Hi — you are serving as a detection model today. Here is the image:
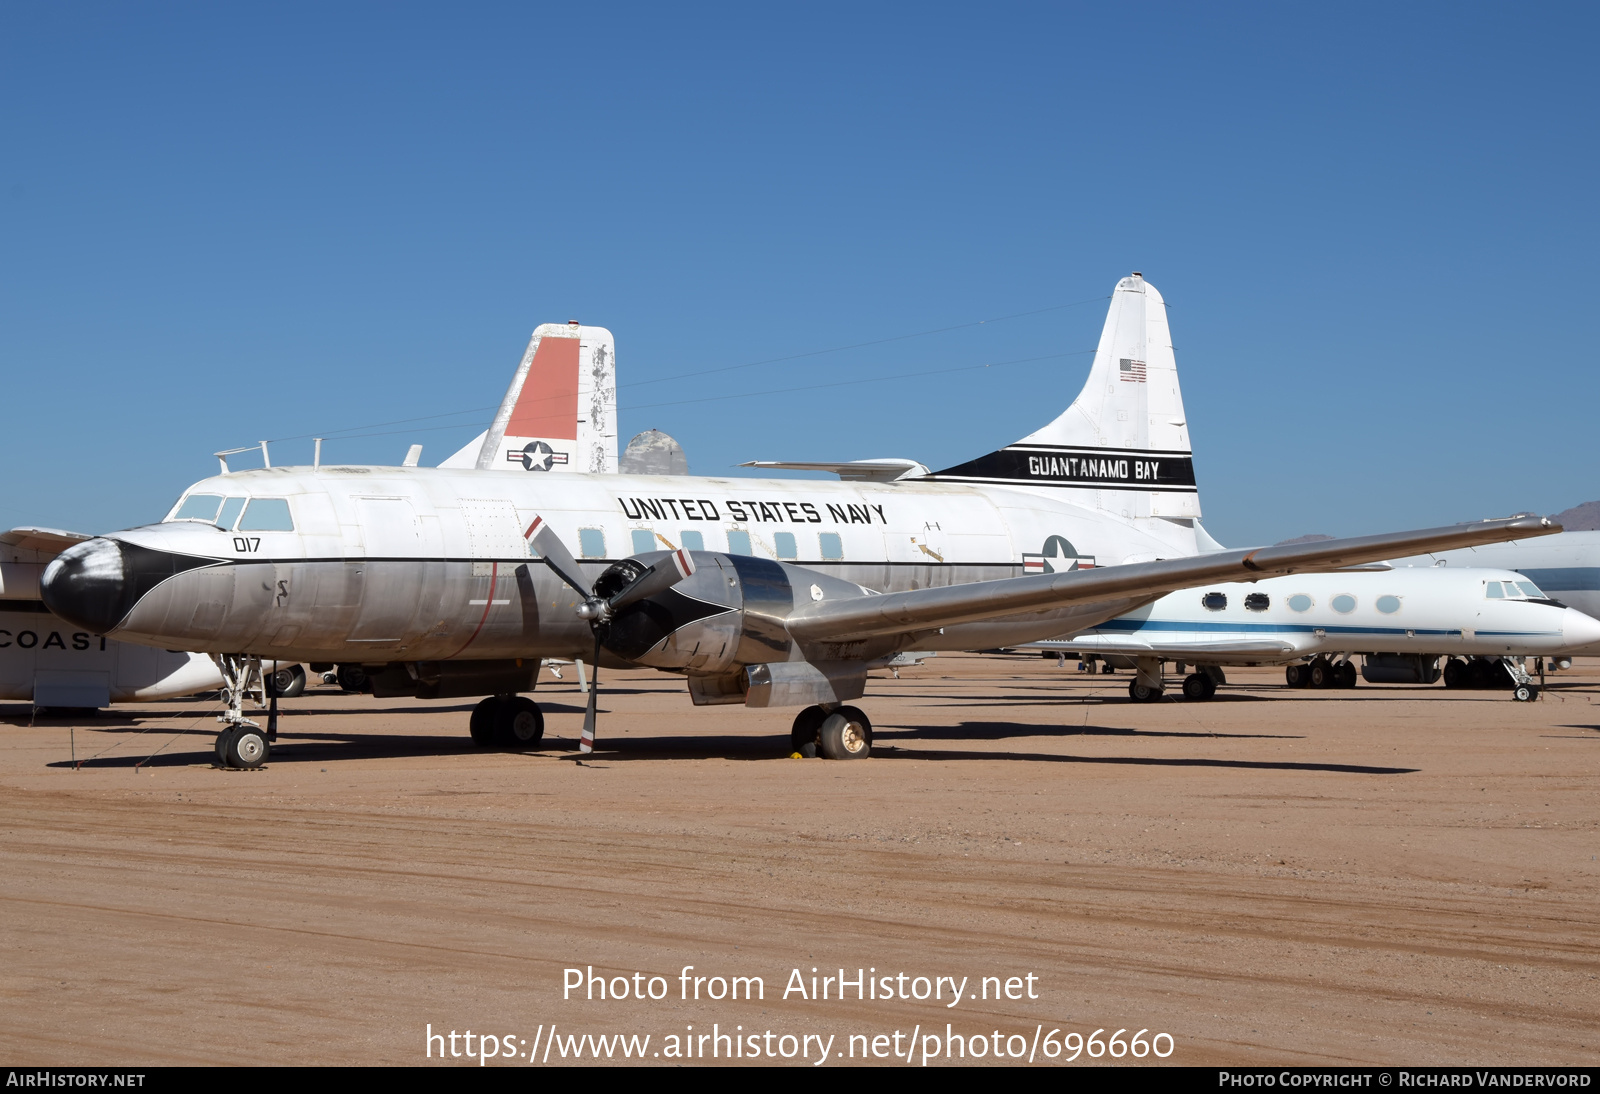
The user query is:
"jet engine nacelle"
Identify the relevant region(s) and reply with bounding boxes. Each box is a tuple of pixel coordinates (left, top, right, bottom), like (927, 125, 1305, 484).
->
(594, 552, 890, 698)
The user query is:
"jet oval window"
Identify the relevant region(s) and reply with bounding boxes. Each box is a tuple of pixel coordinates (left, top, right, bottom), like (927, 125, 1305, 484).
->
(1244, 593, 1270, 612)
(1375, 595, 1402, 614)
(1331, 594, 1357, 614)
(1287, 594, 1313, 612)
(1201, 592, 1227, 611)
(171, 493, 224, 522)
(237, 498, 294, 532)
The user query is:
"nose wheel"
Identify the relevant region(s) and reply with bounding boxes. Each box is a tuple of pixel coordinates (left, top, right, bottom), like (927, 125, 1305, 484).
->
(210, 653, 276, 768)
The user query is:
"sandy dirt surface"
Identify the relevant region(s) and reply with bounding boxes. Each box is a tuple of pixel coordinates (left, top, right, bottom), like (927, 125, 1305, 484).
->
(2, 655, 1597, 1067)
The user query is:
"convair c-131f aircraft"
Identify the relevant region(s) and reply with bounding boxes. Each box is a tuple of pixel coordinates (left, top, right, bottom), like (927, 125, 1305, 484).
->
(1022, 565, 1600, 702)
(40, 275, 1561, 767)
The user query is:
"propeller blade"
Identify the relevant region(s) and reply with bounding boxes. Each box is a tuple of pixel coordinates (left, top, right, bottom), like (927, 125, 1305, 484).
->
(525, 516, 593, 598)
(606, 547, 697, 613)
(579, 634, 600, 754)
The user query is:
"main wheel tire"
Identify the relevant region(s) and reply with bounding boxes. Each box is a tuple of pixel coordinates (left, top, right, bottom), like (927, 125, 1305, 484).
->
(818, 709, 872, 760)
(1128, 680, 1162, 702)
(335, 664, 368, 693)
(270, 664, 307, 698)
(1338, 661, 1357, 688)
(496, 696, 545, 747)
(1309, 660, 1332, 688)
(215, 728, 234, 764)
(1285, 664, 1306, 688)
(1512, 683, 1536, 702)
(226, 727, 269, 769)
(1443, 659, 1468, 688)
(1182, 673, 1213, 701)
(791, 705, 827, 758)
(469, 696, 502, 746)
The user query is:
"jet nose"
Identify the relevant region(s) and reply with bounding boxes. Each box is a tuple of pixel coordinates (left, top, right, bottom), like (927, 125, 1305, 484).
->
(41, 537, 131, 634)
(1561, 607, 1600, 650)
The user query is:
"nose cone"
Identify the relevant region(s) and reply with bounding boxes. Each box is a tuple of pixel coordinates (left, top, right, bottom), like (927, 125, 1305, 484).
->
(1561, 607, 1600, 650)
(42, 538, 132, 634)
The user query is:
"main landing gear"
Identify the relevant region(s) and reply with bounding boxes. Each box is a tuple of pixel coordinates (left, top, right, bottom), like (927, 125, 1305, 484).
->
(211, 654, 274, 769)
(469, 695, 546, 748)
(791, 704, 873, 759)
(1285, 657, 1357, 689)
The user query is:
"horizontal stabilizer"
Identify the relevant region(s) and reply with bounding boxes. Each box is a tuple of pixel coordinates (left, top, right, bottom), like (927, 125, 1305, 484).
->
(1, 527, 93, 556)
(739, 459, 930, 482)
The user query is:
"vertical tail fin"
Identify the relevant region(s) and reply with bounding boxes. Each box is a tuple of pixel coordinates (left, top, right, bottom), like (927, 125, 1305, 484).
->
(438, 323, 618, 472)
(925, 273, 1198, 519)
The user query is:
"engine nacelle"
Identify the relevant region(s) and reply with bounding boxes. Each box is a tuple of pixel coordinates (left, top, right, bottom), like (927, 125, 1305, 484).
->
(596, 551, 875, 677)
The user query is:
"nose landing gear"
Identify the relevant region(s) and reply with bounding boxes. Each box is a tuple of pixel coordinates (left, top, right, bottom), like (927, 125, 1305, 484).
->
(210, 654, 273, 769)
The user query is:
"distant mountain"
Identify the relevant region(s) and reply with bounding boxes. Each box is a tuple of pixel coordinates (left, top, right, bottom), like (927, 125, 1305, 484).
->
(1553, 501, 1600, 531)
(1274, 533, 1335, 546)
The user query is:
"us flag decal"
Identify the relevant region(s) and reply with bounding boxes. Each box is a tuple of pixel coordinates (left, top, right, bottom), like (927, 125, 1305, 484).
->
(1119, 358, 1147, 382)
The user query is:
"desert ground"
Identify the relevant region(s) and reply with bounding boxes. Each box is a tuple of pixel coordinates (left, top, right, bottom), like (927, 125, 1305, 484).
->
(2, 654, 1596, 1067)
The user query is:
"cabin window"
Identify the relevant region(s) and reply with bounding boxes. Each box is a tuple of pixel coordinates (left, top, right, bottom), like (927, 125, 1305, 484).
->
(1331, 594, 1357, 613)
(774, 532, 798, 560)
(726, 529, 752, 555)
(631, 529, 656, 555)
(578, 528, 607, 558)
(680, 530, 705, 551)
(1244, 593, 1269, 612)
(1201, 592, 1227, 611)
(1375, 595, 1401, 614)
(1485, 582, 1504, 598)
(1287, 594, 1313, 612)
(237, 498, 294, 532)
(819, 532, 843, 560)
(217, 497, 247, 531)
(171, 493, 223, 522)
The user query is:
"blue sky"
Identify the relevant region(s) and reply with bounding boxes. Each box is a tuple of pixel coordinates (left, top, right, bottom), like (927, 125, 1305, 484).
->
(2, 2, 1594, 546)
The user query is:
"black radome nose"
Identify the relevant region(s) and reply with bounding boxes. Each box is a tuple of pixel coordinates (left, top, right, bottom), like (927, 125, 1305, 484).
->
(41, 538, 131, 634)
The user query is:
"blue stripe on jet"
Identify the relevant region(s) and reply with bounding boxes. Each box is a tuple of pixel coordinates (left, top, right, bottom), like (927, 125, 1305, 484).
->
(1089, 619, 1556, 639)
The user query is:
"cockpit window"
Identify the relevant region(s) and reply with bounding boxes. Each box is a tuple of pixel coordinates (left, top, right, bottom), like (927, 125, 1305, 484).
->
(237, 498, 294, 532)
(171, 494, 224, 522)
(1515, 581, 1544, 599)
(1485, 581, 1505, 598)
(217, 497, 247, 531)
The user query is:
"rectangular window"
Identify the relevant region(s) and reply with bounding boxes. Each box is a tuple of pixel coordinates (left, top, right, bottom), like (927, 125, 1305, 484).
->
(631, 529, 657, 555)
(237, 498, 294, 532)
(1485, 582, 1504, 598)
(217, 497, 247, 530)
(774, 531, 797, 559)
(579, 528, 607, 558)
(680, 530, 704, 551)
(726, 529, 752, 555)
(171, 494, 223, 522)
(818, 532, 843, 560)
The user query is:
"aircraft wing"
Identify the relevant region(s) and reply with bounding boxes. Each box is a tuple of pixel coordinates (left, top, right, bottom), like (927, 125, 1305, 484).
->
(1023, 636, 1300, 659)
(1, 527, 94, 557)
(786, 515, 1560, 644)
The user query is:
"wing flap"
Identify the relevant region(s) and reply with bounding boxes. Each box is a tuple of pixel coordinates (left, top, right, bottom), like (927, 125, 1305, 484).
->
(1024, 636, 1298, 659)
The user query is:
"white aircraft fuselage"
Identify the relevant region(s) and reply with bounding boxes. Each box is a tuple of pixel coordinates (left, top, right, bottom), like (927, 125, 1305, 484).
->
(1027, 567, 1600, 665)
(53, 463, 1201, 668)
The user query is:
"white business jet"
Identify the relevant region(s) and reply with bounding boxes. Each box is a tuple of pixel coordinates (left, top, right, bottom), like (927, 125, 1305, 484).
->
(1022, 565, 1600, 702)
(38, 275, 1560, 767)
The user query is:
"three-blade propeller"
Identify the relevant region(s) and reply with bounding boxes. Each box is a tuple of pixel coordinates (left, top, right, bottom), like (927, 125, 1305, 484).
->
(523, 516, 697, 753)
